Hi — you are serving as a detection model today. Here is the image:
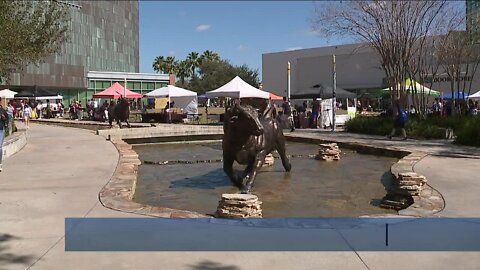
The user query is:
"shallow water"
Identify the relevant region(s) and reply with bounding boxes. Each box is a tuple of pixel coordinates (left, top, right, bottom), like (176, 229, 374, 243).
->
(133, 142, 397, 217)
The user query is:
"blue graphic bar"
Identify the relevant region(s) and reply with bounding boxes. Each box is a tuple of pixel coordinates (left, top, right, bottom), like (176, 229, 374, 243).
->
(65, 218, 480, 251)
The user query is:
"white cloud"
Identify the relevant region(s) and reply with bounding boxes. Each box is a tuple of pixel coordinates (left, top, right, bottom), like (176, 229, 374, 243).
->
(196, 24, 211, 32)
(168, 50, 176, 56)
(287, 47, 303, 51)
(237, 44, 248, 51)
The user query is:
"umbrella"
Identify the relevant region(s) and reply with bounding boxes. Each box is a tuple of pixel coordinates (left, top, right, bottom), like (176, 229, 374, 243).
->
(0, 89, 18, 99)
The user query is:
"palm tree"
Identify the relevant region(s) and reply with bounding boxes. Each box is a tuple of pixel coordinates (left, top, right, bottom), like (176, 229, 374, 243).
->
(177, 60, 192, 86)
(186, 51, 200, 79)
(164, 56, 178, 75)
(152, 56, 165, 74)
(201, 50, 220, 63)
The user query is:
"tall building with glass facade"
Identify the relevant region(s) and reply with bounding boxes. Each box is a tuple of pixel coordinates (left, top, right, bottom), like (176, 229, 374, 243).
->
(467, 0, 480, 44)
(1, 0, 168, 105)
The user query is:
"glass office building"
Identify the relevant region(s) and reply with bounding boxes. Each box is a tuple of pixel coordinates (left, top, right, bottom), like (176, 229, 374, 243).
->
(1, 1, 169, 105)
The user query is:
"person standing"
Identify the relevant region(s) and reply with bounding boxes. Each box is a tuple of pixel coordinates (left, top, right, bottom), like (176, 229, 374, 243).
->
(0, 101, 9, 172)
(388, 100, 408, 140)
(311, 97, 320, 128)
(6, 102, 14, 136)
(281, 97, 294, 132)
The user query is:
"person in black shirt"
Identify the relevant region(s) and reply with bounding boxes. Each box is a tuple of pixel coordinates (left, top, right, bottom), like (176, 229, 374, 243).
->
(281, 97, 294, 132)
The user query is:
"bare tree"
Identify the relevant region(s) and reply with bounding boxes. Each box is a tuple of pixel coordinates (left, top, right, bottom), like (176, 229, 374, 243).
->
(312, 1, 454, 111)
(437, 30, 480, 115)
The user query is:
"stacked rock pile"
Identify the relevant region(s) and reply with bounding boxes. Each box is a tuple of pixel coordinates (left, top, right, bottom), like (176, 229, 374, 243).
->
(215, 193, 262, 218)
(315, 143, 341, 161)
(262, 153, 275, 167)
(380, 172, 427, 210)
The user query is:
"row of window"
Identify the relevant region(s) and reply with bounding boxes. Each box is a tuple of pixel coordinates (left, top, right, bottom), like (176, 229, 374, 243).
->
(88, 80, 168, 91)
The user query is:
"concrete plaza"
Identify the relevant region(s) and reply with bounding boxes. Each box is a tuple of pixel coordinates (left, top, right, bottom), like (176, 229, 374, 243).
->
(1, 124, 479, 270)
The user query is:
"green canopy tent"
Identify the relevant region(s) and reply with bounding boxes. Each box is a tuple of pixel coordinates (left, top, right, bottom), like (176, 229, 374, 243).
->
(381, 79, 441, 97)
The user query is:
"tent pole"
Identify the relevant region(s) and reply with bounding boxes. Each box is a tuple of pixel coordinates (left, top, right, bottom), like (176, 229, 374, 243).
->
(332, 55, 336, 132)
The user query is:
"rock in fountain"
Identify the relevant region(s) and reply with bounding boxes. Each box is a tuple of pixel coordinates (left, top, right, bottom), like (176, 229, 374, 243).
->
(262, 153, 275, 167)
(316, 143, 341, 161)
(215, 194, 262, 218)
(380, 172, 427, 210)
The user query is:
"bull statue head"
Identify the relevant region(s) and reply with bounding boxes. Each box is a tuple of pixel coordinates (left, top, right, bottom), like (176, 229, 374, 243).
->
(225, 103, 264, 136)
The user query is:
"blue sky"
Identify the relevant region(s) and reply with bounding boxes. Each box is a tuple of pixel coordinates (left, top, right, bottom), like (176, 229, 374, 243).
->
(139, 1, 350, 78)
(139, 1, 466, 80)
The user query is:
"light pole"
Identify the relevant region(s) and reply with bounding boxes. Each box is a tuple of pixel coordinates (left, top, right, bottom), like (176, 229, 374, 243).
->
(332, 55, 336, 131)
(287, 61, 291, 101)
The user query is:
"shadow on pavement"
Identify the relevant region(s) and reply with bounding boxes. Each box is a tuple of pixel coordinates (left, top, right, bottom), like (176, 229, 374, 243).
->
(0, 233, 35, 267)
(188, 260, 240, 270)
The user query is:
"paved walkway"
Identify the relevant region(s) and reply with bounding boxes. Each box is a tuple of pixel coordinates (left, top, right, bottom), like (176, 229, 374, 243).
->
(0, 124, 479, 270)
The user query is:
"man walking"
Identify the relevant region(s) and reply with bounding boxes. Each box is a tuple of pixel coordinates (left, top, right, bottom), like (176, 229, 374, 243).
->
(281, 97, 295, 132)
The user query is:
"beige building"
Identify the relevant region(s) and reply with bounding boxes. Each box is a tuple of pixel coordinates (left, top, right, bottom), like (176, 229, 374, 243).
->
(262, 42, 480, 100)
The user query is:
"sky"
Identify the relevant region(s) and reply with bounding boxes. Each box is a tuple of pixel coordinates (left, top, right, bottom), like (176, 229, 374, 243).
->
(139, 1, 466, 80)
(139, 1, 352, 79)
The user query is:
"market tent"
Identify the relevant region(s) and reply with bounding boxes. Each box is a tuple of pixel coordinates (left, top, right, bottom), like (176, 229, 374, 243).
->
(92, 82, 143, 99)
(34, 95, 63, 101)
(442, 91, 469, 100)
(269, 92, 284, 101)
(15, 85, 58, 98)
(0, 89, 18, 99)
(204, 76, 270, 99)
(144, 85, 198, 114)
(469, 90, 480, 99)
(293, 83, 355, 99)
(382, 79, 441, 97)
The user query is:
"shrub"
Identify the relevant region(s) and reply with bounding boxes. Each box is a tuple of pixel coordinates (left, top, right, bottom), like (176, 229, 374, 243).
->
(455, 117, 480, 147)
(345, 115, 476, 140)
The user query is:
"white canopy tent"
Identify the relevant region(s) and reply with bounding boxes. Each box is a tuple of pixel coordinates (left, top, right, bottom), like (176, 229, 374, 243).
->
(469, 90, 480, 99)
(204, 76, 270, 99)
(34, 95, 63, 101)
(144, 85, 198, 115)
(0, 89, 18, 99)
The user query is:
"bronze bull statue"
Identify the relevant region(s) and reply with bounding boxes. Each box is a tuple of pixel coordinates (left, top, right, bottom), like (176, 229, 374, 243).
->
(223, 102, 291, 193)
(108, 98, 131, 128)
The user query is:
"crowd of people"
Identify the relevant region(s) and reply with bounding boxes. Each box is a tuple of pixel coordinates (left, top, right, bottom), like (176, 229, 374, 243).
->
(424, 98, 480, 117)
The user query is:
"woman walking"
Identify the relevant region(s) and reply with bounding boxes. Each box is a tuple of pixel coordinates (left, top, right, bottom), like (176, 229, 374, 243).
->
(23, 104, 32, 129)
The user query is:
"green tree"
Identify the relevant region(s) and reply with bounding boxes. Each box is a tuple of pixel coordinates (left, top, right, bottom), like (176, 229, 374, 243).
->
(176, 60, 192, 87)
(186, 51, 200, 79)
(152, 56, 165, 73)
(0, 0, 70, 82)
(200, 50, 220, 63)
(164, 56, 178, 74)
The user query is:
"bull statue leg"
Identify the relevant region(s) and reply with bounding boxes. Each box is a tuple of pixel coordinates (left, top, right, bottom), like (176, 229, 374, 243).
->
(223, 156, 243, 188)
(276, 142, 291, 172)
(125, 119, 131, 128)
(241, 150, 268, 194)
(117, 119, 122, 129)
